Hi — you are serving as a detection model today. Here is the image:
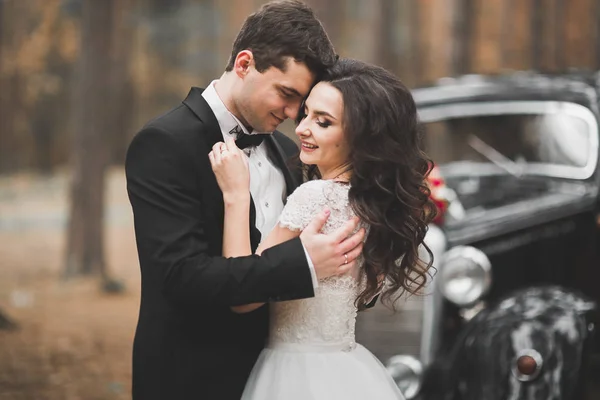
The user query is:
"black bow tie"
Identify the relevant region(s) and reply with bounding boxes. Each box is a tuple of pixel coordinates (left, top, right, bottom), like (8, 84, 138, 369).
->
(230, 125, 269, 150)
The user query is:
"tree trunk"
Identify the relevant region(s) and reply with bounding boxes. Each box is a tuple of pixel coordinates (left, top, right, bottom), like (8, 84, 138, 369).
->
(0, 0, 23, 173)
(0, 1, 5, 172)
(305, 0, 344, 46)
(0, 308, 18, 331)
(65, 0, 114, 280)
(376, 0, 396, 72)
(108, 0, 136, 164)
(449, 0, 474, 76)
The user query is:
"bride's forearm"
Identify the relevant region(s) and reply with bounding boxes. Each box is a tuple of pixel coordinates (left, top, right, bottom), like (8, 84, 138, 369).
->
(222, 193, 252, 257)
(224, 196, 300, 314)
(222, 194, 265, 313)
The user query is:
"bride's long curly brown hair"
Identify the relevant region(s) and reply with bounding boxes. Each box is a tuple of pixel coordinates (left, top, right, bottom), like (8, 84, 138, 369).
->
(304, 59, 437, 309)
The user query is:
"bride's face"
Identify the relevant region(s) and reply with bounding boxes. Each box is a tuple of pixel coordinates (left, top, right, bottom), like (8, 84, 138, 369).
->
(295, 82, 350, 179)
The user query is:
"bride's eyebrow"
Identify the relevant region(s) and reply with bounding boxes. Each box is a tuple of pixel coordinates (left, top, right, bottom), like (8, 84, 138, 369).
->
(303, 104, 337, 120)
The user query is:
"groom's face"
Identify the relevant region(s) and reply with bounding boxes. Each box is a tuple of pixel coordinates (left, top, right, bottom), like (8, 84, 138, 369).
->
(235, 56, 314, 133)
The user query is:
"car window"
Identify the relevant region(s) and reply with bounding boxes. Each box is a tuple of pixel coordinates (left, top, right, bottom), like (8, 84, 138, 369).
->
(419, 101, 598, 180)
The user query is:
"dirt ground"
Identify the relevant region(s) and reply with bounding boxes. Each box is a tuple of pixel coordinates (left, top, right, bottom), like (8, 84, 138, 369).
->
(3, 168, 597, 400)
(0, 168, 139, 400)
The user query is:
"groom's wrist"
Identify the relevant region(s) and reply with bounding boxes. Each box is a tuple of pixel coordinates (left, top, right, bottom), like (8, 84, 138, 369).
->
(301, 243, 319, 289)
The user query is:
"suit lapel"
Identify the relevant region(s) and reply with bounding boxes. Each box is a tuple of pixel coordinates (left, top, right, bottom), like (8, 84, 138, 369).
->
(182, 87, 261, 252)
(183, 87, 222, 149)
(265, 135, 300, 196)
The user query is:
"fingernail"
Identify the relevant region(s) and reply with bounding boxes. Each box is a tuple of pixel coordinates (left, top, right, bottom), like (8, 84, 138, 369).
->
(324, 208, 330, 215)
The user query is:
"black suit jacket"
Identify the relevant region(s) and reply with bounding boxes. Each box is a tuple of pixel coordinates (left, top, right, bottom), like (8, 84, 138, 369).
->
(125, 87, 313, 400)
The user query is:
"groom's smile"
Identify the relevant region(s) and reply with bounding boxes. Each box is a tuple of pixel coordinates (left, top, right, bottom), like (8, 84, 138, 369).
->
(271, 113, 285, 125)
(235, 55, 315, 133)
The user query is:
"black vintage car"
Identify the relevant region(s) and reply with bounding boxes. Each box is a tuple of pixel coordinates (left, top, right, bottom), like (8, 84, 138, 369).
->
(357, 72, 600, 400)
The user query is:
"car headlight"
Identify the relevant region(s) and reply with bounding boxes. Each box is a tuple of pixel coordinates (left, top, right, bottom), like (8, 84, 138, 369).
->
(385, 355, 422, 399)
(438, 246, 491, 306)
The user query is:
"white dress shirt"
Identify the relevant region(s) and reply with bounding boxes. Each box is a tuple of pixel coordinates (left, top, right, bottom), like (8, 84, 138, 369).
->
(202, 81, 318, 288)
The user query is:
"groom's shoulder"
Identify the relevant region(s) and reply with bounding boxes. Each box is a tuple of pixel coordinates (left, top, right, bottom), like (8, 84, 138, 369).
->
(140, 86, 213, 135)
(128, 103, 202, 157)
(133, 100, 206, 149)
(141, 103, 198, 133)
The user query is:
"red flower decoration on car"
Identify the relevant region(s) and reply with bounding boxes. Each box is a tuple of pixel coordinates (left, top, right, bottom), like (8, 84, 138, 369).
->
(427, 166, 449, 225)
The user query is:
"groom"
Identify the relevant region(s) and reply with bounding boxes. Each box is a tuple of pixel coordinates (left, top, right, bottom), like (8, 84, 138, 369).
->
(125, 1, 365, 399)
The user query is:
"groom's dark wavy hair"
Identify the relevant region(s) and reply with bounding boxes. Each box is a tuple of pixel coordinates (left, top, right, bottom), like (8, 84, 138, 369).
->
(224, 1, 337, 79)
(304, 59, 437, 309)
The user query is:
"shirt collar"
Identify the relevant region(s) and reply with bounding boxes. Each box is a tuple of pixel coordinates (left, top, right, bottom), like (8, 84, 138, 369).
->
(201, 80, 257, 138)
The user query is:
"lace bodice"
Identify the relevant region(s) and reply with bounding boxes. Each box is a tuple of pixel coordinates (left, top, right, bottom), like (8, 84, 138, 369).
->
(269, 180, 364, 351)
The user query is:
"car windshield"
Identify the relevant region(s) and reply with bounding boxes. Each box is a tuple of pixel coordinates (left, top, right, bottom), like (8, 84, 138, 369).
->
(419, 101, 598, 180)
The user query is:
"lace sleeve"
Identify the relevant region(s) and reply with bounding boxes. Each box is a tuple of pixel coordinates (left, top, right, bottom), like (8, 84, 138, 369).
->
(278, 180, 329, 232)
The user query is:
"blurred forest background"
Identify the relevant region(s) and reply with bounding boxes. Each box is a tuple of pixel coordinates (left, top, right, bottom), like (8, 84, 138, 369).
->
(2, 0, 600, 174)
(0, 0, 599, 399)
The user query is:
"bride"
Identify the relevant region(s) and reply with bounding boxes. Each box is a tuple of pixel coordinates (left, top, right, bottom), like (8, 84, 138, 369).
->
(208, 58, 436, 400)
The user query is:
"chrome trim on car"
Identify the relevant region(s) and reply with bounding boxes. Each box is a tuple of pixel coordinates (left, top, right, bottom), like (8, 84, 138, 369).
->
(419, 224, 447, 366)
(438, 246, 492, 307)
(386, 355, 423, 399)
(418, 101, 599, 180)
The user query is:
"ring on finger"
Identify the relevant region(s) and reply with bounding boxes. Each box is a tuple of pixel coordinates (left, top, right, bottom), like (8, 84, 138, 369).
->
(343, 253, 348, 265)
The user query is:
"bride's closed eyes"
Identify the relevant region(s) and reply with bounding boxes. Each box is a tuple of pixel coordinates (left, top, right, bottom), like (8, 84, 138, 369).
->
(300, 106, 335, 128)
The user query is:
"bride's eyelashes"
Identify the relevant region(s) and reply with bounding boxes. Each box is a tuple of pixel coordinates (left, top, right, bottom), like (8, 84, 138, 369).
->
(316, 119, 331, 128)
(298, 108, 331, 128)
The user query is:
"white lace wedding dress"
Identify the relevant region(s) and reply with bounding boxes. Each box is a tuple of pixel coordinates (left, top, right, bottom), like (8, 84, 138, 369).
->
(241, 180, 405, 400)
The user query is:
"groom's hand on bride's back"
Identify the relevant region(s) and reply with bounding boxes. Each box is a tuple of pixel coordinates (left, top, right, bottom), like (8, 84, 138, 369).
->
(300, 209, 365, 280)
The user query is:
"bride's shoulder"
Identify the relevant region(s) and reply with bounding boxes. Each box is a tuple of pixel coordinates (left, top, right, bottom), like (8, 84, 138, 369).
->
(286, 180, 350, 212)
(289, 179, 328, 197)
(298, 179, 330, 189)
(279, 180, 330, 230)
(284, 180, 332, 208)
(280, 180, 350, 230)
(296, 179, 329, 190)
(289, 179, 345, 200)
(296, 178, 346, 191)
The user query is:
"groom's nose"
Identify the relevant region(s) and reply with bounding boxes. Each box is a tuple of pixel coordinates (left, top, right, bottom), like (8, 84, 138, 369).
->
(284, 105, 299, 121)
(284, 98, 303, 120)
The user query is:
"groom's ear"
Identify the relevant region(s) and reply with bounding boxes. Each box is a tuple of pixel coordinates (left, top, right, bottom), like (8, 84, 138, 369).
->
(234, 50, 254, 78)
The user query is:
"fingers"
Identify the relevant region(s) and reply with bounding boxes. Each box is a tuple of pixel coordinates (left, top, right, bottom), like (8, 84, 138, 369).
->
(337, 227, 365, 255)
(332, 216, 360, 242)
(227, 138, 247, 167)
(337, 259, 356, 275)
(212, 142, 224, 154)
(343, 240, 363, 265)
(211, 141, 241, 167)
(211, 142, 225, 164)
(334, 241, 363, 275)
(303, 208, 330, 234)
(225, 137, 240, 153)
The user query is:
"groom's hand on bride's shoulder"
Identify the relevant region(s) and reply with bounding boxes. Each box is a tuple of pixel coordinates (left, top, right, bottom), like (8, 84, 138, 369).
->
(300, 209, 365, 280)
